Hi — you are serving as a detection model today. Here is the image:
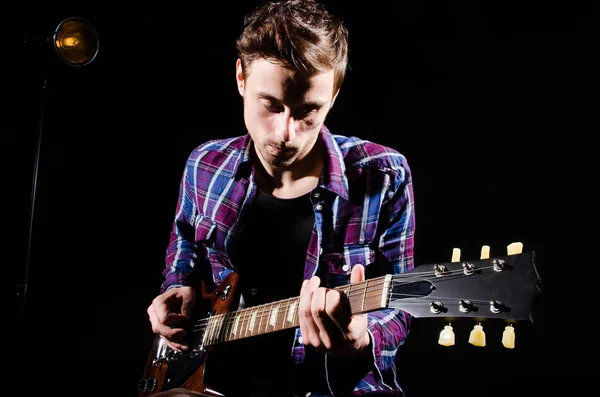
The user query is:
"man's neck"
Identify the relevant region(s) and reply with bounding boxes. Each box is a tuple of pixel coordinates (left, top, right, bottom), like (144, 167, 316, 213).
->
(254, 144, 323, 199)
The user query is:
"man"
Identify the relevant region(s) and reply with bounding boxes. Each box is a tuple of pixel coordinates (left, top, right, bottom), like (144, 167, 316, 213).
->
(146, 0, 415, 395)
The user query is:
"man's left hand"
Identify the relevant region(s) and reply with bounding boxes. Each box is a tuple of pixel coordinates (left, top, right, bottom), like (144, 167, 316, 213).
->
(298, 264, 371, 357)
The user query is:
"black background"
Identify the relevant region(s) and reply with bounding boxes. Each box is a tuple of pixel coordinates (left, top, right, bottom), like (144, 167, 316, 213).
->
(3, 1, 593, 395)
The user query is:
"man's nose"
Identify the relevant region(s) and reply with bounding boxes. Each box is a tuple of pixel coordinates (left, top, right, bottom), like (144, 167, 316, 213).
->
(276, 111, 297, 142)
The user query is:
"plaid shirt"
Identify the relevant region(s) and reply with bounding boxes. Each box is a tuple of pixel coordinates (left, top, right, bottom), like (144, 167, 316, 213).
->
(161, 125, 415, 395)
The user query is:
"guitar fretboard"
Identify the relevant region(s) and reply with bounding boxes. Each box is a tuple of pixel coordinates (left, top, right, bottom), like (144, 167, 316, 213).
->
(201, 276, 391, 346)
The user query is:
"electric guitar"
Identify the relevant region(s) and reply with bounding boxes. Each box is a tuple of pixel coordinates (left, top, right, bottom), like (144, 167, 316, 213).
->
(138, 243, 542, 396)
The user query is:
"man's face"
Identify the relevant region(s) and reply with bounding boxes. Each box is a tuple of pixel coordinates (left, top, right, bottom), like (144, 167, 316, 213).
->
(236, 58, 338, 169)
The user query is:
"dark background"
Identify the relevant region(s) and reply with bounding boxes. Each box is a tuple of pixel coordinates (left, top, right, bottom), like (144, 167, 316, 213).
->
(3, 0, 593, 395)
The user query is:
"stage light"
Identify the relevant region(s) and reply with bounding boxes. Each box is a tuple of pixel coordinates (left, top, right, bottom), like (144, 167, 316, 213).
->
(53, 17, 99, 66)
(19, 16, 99, 320)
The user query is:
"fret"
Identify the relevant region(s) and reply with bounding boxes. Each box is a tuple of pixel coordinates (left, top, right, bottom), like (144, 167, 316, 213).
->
(215, 314, 225, 344)
(361, 280, 368, 312)
(248, 308, 258, 336)
(261, 302, 272, 334)
(205, 317, 215, 345)
(256, 307, 263, 335)
(222, 312, 231, 342)
(269, 303, 280, 331)
(288, 299, 299, 327)
(231, 312, 241, 340)
(198, 275, 392, 346)
(239, 308, 248, 338)
(212, 315, 219, 345)
(228, 312, 236, 341)
(245, 308, 253, 337)
(267, 302, 274, 333)
(281, 299, 290, 331)
(347, 283, 353, 310)
(210, 315, 220, 345)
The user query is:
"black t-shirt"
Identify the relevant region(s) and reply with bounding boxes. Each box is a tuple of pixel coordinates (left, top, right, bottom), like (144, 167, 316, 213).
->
(207, 189, 315, 394)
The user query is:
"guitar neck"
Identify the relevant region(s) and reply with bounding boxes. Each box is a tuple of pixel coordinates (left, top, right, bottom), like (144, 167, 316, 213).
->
(202, 275, 390, 346)
(200, 251, 540, 347)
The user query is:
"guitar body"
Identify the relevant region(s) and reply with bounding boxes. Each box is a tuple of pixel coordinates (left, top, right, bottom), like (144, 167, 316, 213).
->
(138, 271, 242, 396)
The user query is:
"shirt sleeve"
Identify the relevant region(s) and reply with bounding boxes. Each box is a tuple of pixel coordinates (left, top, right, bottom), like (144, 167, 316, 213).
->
(368, 156, 415, 370)
(326, 157, 416, 393)
(160, 160, 211, 293)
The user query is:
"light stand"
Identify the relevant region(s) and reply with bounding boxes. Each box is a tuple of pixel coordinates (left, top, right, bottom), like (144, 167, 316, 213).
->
(18, 16, 99, 319)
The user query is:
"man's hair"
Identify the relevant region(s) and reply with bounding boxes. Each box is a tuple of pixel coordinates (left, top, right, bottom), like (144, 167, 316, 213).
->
(236, 0, 349, 94)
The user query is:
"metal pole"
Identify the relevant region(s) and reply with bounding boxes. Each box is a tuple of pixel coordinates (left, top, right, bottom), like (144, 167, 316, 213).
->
(19, 78, 49, 320)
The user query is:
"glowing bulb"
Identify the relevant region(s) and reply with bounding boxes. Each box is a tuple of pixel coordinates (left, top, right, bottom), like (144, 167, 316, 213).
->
(61, 36, 79, 47)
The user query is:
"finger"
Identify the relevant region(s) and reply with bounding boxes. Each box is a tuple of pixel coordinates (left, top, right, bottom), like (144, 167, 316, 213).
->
(350, 263, 365, 284)
(149, 305, 187, 337)
(152, 293, 172, 324)
(298, 279, 310, 346)
(299, 277, 320, 347)
(325, 288, 350, 331)
(160, 335, 189, 352)
(311, 287, 343, 350)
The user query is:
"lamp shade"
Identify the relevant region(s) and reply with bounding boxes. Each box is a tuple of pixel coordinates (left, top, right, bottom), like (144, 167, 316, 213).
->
(53, 17, 99, 66)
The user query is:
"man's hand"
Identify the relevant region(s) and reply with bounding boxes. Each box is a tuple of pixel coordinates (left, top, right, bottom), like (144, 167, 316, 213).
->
(298, 264, 371, 357)
(147, 286, 195, 352)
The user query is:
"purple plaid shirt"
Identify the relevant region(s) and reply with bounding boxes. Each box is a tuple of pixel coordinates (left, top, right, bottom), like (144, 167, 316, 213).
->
(161, 125, 415, 395)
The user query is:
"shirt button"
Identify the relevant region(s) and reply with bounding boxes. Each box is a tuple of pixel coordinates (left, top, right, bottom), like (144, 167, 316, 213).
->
(315, 204, 323, 211)
(342, 264, 350, 271)
(298, 336, 303, 344)
(313, 192, 320, 198)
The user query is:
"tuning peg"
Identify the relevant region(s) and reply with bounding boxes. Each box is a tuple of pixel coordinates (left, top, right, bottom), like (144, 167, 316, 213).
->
(502, 324, 516, 349)
(480, 245, 490, 259)
(438, 323, 455, 346)
(507, 242, 523, 255)
(451, 248, 461, 262)
(468, 323, 486, 347)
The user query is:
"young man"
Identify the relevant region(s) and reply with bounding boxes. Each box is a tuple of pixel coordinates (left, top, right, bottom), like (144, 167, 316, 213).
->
(146, 0, 415, 395)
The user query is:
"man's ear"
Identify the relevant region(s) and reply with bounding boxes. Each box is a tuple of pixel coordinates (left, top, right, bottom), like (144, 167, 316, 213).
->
(236, 58, 245, 96)
(330, 88, 340, 108)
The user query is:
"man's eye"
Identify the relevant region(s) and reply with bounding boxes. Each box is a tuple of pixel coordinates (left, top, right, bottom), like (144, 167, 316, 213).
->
(265, 104, 284, 113)
(294, 107, 317, 118)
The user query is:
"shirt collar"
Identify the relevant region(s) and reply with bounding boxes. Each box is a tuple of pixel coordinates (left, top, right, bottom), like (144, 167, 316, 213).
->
(231, 125, 350, 201)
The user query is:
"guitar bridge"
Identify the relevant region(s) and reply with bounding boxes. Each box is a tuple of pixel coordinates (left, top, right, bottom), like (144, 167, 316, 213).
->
(152, 336, 182, 367)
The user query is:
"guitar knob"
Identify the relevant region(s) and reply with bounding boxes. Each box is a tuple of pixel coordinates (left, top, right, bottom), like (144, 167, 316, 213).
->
(493, 258, 506, 272)
(459, 299, 474, 312)
(430, 301, 445, 314)
(490, 300, 506, 313)
(462, 262, 476, 275)
(434, 264, 447, 277)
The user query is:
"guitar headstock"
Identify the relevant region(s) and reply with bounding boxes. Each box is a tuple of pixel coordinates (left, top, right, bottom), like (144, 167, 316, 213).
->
(389, 242, 541, 323)
(389, 242, 541, 348)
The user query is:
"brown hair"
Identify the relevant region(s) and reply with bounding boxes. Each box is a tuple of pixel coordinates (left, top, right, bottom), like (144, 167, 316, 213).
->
(236, 0, 349, 94)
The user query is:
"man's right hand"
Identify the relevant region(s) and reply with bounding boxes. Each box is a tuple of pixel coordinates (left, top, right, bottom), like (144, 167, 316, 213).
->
(147, 286, 196, 352)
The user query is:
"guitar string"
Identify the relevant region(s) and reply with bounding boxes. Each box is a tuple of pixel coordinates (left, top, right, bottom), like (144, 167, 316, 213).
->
(192, 264, 500, 341)
(192, 264, 498, 333)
